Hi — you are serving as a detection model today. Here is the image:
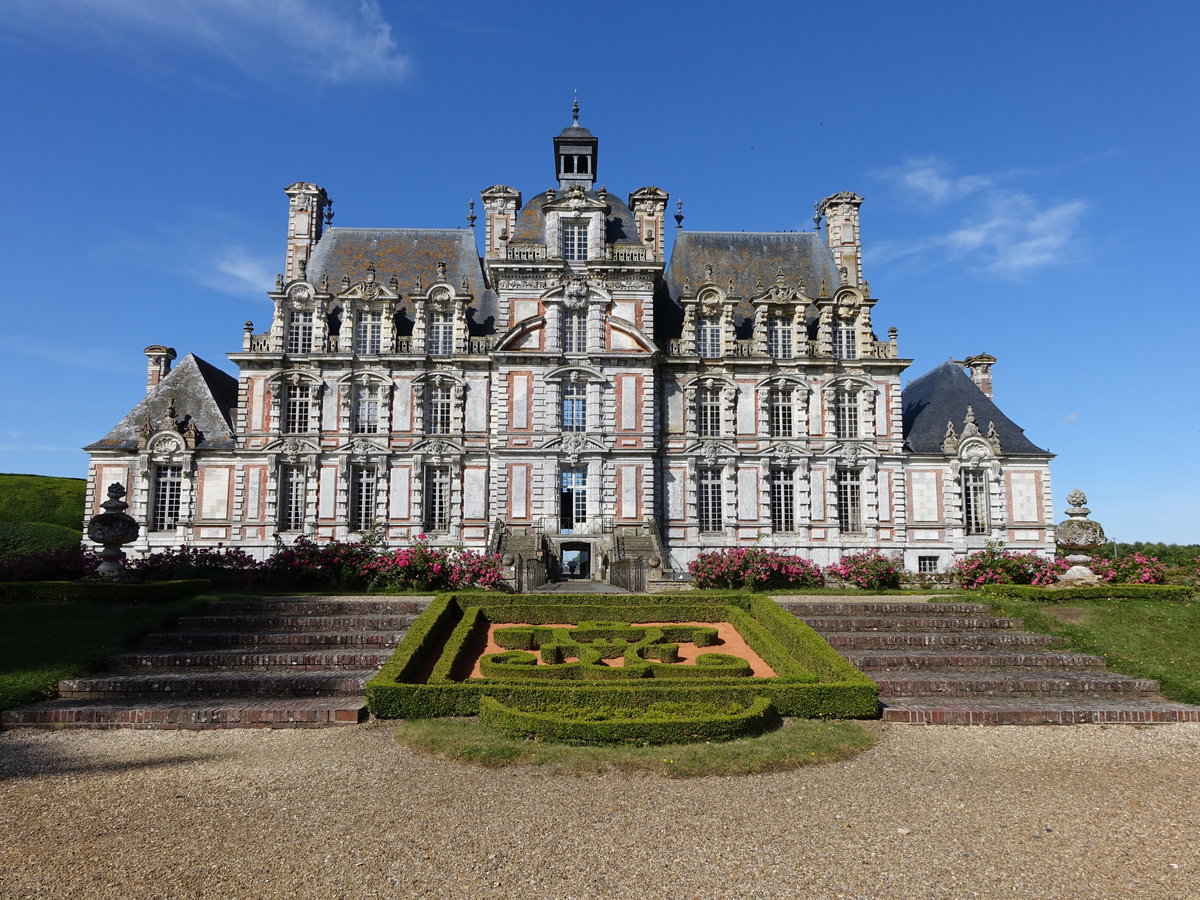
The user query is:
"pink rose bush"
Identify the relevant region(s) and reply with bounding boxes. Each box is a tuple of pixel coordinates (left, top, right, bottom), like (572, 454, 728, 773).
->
(950, 544, 1065, 589)
(825, 549, 902, 590)
(689, 547, 823, 590)
(363, 534, 503, 591)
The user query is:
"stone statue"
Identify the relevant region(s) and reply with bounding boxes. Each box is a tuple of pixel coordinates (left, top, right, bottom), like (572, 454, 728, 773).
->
(1054, 490, 1106, 586)
(86, 483, 140, 579)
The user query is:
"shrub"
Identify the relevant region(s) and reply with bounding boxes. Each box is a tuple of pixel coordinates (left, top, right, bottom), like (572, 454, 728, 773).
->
(0, 545, 100, 581)
(259, 535, 380, 589)
(950, 542, 1065, 589)
(688, 547, 824, 590)
(364, 535, 502, 591)
(0, 579, 211, 603)
(0, 522, 83, 560)
(1084, 553, 1167, 585)
(127, 545, 263, 587)
(978, 584, 1194, 602)
(825, 549, 902, 590)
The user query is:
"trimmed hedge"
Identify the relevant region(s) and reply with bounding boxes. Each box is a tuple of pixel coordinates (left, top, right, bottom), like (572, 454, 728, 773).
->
(365, 592, 879, 722)
(978, 584, 1196, 603)
(479, 694, 780, 745)
(0, 579, 212, 604)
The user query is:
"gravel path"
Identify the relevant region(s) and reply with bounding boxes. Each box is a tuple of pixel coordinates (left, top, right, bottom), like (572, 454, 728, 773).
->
(2, 722, 1198, 899)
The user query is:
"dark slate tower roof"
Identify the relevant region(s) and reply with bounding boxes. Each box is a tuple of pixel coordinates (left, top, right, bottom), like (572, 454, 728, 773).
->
(902, 362, 1051, 456)
(306, 227, 499, 333)
(510, 190, 643, 246)
(86, 354, 239, 451)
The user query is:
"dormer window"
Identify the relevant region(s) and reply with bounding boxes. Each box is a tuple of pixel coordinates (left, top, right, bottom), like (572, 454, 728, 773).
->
(696, 315, 722, 358)
(963, 470, 990, 534)
(562, 221, 588, 261)
(833, 321, 857, 359)
(768, 314, 794, 359)
(286, 311, 313, 354)
(429, 310, 454, 356)
(355, 312, 381, 354)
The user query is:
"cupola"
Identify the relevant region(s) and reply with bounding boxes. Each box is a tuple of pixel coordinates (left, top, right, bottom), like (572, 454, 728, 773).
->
(553, 100, 598, 190)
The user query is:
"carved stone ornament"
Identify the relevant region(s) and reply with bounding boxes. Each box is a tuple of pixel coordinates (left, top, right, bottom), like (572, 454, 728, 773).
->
(563, 279, 589, 310)
(288, 283, 313, 303)
(1066, 489, 1088, 512)
(151, 435, 182, 456)
(961, 405, 981, 438)
(429, 285, 453, 309)
(700, 440, 721, 465)
(86, 483, 140, 579)
(1055, 518, 1106, 552)
(942, 420, 960, 454)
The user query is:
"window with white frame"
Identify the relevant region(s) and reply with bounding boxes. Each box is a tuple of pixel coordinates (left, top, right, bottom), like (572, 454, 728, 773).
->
(696, 315, 722, 358)
(963, 469, 989, 534)
(697, 387, 722, 437)
(832, 320, 857, 359)
(355, 311, 382, 354)
(767, 314, 794, 359)
(426, 384, 452, 435)
(561, 382, 586, 432)
(283, 384, 311, 434)
(424, 465, 451, 532)
(151, 465, 183, 531)
(917, 555, 939, 574)
(561, 221, 588, 261)
(837, 468, 862, 533)
(769, 386, 794, 438)
(353, 384, 381, 434)
(278, 465, 305, 531)
(770, 467, 796, 532)
(834, 389, 859, 439)
(562, 308, 587, 353)
(697, 467, 724, 532)
(349, 465, 376, 532)
(286, 311, 313, 354)
(428, 310, 454, 356)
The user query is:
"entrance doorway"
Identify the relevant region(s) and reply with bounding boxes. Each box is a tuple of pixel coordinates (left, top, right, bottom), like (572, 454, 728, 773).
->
(560, 466, 587, 533)
(560, 541, 591, 580)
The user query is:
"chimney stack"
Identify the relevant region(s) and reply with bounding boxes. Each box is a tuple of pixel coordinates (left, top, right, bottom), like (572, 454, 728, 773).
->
(144, 345, 177, 394)
(963, 353, 996, 399)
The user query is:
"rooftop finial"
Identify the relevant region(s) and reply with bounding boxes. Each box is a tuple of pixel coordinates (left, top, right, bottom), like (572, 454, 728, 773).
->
(572, 92, 579, 125)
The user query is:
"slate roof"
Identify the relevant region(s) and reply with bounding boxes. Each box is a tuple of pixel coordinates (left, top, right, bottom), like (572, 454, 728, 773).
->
(902, 362, 1051, 457)
(306, 228, 499, 335)
(510, 190, 643, 246)
(657, 231, 842, 341)
(86, 354, 239, 451)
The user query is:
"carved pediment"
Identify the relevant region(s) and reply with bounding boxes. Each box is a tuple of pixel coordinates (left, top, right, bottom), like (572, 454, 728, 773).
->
(265, 437, 321, 463)
(684, 439, 739, 464)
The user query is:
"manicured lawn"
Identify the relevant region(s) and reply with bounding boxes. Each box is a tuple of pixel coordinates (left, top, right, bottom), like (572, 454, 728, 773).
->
(0, 595, 209, 712)
(393, 716, 876, 777)
(977, 596, 1200, 705)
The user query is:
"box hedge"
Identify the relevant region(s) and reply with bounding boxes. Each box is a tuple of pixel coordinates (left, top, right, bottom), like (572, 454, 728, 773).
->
(0, 579, 212, 604)
(978, 584, 1196, 603)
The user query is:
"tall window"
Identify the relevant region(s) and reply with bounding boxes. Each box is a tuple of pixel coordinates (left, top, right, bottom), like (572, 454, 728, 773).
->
(349, 465, 376, 532)
(424, 466, 451, 532)
(769, 387, 794, 438)
(767, 314, 794, 359)
(561, 382, 586, 432)
(696, 315, 722, 358)
(770, 467, 796, 532)
(355, 311, 382, 354)
(559, 466, 587, 532)
(837, 468, 862, 533)
(278, 466, 305, 532)
(834, 390, 859, 439)
(697, 467, 724, 533)
(562, 222, 588, 261)
(832, 321, 857, 359)
(283, 384, 311, 434)
(562, 308, 587, 353)
(963, 470, 989, 534)
(697, 387, 722, 437)
(286, 311, 313, 354)
(426, 385, 452, 435)
(151, 465, 182, 532)
(428, 311, 453, 356)
(354, 384, 380, 434)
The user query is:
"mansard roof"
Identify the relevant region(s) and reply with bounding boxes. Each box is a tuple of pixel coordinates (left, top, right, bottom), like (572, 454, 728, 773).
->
(306, 227, 499, 334)
(86, 354, 239, 451)
(510, 189, 642, 245)
(902, 361, 1051, 457)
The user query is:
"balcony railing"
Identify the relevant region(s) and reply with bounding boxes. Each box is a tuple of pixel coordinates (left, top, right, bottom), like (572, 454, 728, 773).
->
(504, 243, 549, 261)
(534, 515, 614, 536)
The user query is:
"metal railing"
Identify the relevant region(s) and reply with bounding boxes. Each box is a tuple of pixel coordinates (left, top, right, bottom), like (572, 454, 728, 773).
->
(534, 516, 614, 535)
(610, 556, 646, 592)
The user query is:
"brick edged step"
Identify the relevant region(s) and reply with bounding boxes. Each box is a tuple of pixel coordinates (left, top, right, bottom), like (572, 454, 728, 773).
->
(2, 596, 427, 730)
(786, 599, 1200, 726)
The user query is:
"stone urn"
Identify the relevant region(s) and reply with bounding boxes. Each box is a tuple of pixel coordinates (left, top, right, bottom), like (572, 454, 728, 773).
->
(1053, 489, 1106, 586)
(86, 483, 140, 579)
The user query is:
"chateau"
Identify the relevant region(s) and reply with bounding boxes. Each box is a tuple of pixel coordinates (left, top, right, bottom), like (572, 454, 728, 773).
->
(85, 110, 1055, 587)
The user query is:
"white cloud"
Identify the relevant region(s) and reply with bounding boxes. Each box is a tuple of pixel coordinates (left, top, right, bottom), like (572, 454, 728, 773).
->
(870, 159, 1087, 278)
(1063, 412, 1080, 423)
(6, 0, 410, 85)
(197, 246, 276, 298)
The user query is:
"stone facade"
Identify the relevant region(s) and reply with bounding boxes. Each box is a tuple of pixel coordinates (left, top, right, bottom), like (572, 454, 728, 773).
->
(85, 113, 1055, 582)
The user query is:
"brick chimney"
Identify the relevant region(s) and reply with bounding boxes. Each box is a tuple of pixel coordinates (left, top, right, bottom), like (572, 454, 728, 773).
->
(144, 345, 177, 394)
(963, 353, 996, 399)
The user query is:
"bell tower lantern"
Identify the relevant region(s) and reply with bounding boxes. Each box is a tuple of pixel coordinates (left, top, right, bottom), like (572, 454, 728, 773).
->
(554, 100, 598, 191)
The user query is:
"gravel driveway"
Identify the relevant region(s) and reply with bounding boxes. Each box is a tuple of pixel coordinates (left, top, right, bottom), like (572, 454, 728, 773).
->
(2, 722, 1197, 899)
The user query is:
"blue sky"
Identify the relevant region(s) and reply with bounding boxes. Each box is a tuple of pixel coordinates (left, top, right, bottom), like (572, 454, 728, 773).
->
(1, 0, 1196, 542)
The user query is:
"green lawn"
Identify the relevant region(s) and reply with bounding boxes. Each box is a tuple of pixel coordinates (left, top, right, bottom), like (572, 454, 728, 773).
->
(0, 595, 210, 712)
(976, 596, 1200, 705)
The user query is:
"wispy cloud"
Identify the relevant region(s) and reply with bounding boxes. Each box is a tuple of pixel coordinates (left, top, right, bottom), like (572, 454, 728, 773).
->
(1063, 412, 1080, 424)
(6, 0, 410, 86)
(195, 246, 276, 298)
(870, 158, 1087, 278)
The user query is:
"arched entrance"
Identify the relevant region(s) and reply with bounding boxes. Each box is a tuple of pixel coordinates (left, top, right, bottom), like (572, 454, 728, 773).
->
(559, 541, 591, 580)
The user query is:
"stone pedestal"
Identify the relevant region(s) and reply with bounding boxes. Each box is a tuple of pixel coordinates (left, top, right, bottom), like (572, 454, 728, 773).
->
(85, 483, 140, 580)
(1053, 490, 1105, 586)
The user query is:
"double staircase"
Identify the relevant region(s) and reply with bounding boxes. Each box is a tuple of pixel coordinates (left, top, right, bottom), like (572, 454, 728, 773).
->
(2, 596, 426, 729)
(785, 599, 1200, 725)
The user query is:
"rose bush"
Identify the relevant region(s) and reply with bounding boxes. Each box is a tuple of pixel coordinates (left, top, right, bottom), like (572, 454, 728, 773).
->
(826, 549, 902, 590)
(688, 547, 824, 590)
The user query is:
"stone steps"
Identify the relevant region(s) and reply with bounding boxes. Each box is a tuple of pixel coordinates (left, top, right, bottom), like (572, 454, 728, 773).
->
(787, 599, 1200, 726)
(2, 596, 426, 730)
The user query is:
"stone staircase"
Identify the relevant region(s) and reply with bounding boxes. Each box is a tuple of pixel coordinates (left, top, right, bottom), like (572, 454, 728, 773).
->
(1, 596, 427, 730)
(783, 599, 1200, 725)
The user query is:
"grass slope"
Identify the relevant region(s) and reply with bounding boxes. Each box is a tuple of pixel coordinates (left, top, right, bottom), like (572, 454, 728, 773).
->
(0, 473, 87, 530)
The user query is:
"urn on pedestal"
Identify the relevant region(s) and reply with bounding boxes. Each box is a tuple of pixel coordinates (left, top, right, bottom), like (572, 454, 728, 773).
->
(1053, 489, 1106, 585)
(86, 483, 140, 579)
